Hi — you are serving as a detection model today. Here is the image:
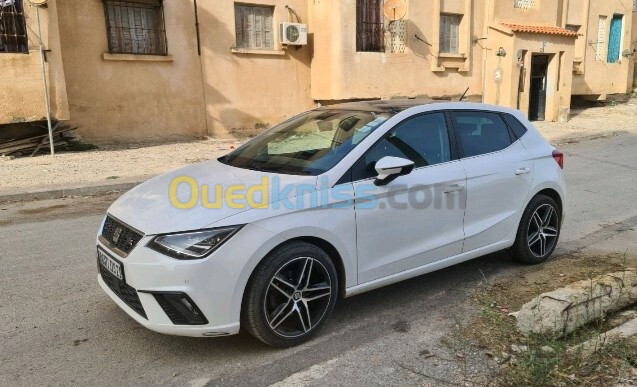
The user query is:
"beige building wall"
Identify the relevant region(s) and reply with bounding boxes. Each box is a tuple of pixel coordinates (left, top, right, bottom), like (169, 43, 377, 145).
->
(634, 8, 637, 89)
(310, 0, 485, 102)
(492, 0, 566, 27)
(196, 0, 313, 138)
(571, 0, 635, 96)
(56, 0, 207, 143)
(484, 27, 574, 121)
(0, 0, 69, 124)
(5, 0, 637, 142)
(482, 0, 578, 121)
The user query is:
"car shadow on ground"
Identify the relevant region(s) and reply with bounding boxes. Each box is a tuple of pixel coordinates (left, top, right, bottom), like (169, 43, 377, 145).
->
(114, 249, 522, 357)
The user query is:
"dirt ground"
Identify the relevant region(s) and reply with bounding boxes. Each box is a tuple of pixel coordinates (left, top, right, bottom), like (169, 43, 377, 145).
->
(1, 99, 637, 194)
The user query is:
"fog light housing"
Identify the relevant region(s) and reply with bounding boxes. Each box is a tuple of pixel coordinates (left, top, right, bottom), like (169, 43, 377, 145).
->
(150, 292, 208, 325)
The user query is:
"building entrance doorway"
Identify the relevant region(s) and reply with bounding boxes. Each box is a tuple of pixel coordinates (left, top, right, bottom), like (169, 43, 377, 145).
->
(529, 55, 549, 121)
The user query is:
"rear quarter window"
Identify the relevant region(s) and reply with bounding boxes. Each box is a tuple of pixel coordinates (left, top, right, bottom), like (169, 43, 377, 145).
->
(502, 113, 529, 139)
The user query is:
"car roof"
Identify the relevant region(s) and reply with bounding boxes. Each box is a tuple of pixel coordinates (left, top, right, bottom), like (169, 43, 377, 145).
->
(317, 99, 523, 117)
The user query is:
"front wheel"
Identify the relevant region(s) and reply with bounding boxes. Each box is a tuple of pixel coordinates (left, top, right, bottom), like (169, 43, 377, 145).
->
(241, 242, 338, 347)
(511, 194, 561, 264)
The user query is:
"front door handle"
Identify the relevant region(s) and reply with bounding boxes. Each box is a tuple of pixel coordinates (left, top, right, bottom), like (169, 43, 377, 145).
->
(515, 167, 531, 175)
(443, 184, 464, 193)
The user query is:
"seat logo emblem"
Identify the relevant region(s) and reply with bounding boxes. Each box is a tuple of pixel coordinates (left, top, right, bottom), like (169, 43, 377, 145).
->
(112, 227, 123, 244)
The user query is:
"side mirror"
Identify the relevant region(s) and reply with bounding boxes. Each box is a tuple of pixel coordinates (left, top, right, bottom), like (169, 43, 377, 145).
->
(374, 156, 415, 186)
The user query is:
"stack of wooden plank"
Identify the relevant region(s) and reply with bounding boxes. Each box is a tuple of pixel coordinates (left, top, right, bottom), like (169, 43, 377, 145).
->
(0, 123, 76, 157)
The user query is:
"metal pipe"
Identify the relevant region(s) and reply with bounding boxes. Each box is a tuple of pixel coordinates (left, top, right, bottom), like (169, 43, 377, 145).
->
(32, 1, 54, 155)
(481, 0, 492, 103)
(193, 0, 201, 56)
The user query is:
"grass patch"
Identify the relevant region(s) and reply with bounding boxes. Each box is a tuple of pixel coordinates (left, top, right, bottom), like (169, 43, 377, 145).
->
(471, 288, 636, 385)
(464, 253, 637, 385)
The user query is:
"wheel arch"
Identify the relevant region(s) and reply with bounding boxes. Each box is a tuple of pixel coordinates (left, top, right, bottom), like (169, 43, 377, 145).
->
(241, 236, 348, 310)
(534, 188, 564, 222)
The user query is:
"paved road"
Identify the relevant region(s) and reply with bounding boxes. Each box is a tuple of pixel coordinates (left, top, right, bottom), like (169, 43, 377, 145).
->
(1, 134, 636, 387)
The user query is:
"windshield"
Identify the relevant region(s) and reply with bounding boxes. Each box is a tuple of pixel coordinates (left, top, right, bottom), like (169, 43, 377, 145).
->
(219, 110, 391, 175)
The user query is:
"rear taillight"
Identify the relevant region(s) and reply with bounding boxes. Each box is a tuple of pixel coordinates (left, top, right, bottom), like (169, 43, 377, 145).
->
(552, 150, 564, 169)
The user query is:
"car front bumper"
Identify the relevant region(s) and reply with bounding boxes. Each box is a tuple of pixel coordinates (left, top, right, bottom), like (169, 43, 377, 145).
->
(96, 223, 280, 337)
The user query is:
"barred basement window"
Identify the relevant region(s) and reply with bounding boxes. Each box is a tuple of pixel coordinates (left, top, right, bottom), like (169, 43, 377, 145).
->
(0, 0, 28, 53)
(103, 0, 168, 56)
(356, 0, 384, 52)
(514, 0, 536, 9)
(234, 4, 274, 50)
(440, 14, 461, 54)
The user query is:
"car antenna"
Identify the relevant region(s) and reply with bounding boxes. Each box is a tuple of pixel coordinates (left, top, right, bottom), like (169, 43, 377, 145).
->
(459, 87, 469, 102)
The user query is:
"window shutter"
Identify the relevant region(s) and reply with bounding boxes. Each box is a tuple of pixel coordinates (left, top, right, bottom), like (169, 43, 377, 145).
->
(254, 7, 264, 48)
(440, 15, 449, 53)
(107, 5, 121, 52)
(243, 8, 255, 48)
(450, 16, 459, 53)
(139, 8, 149, 54)
(263, 10, 273, 48)
(234, 5, 273, 49)
(124, 7, 135, 53)
(103, 1, 166, 55)
(235, 6, 244, 48)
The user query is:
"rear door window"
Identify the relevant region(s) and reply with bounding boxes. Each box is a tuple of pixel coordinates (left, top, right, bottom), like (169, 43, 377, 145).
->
(450, 111, 513, 158)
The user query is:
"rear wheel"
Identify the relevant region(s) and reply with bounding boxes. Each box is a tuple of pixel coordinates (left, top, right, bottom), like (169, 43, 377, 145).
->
(511, 195, 561, 264)
(242, 241, 338, 347)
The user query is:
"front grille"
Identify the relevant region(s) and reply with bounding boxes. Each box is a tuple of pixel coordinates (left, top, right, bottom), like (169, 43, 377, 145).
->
(101, 216, 143, 255)
(99, 265, 147, 319)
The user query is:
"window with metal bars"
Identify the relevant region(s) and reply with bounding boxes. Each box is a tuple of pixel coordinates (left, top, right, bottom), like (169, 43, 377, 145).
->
(103, 0, 167, 56)
(596, 16, 606, 61)
(234, 4, 274, 50)
(514, 0, 536, 9)
(356, 0, 384, 52)
(0, 0, 28, 53)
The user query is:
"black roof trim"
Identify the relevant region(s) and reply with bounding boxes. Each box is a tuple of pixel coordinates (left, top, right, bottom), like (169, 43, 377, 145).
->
(316, 99, 443, 114)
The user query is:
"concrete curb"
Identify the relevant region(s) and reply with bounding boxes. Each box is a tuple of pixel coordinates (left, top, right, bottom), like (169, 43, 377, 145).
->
(0, 181, 144, 202)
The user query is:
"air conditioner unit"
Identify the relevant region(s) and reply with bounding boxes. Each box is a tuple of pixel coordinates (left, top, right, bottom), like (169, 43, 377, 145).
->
(280, 22, 307, 46)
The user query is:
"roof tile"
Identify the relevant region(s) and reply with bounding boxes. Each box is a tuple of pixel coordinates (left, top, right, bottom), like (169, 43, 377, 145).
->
(501, 23, 579, 37)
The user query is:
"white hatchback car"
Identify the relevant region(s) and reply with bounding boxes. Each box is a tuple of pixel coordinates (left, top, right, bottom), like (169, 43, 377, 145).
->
(96, 101, 565, 347)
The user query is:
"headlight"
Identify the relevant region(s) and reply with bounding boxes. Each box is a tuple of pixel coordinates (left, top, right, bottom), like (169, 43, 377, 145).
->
(147, 226, 242, 260)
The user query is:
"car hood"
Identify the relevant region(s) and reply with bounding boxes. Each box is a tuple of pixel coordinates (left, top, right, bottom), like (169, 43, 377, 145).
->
(107, 159, 317, 235)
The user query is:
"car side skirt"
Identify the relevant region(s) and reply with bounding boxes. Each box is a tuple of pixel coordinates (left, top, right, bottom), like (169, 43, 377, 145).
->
(344, 240, 511, 297)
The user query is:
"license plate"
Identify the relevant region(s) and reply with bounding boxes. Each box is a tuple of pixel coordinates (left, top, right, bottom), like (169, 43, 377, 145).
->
(97, 248, 124, 281)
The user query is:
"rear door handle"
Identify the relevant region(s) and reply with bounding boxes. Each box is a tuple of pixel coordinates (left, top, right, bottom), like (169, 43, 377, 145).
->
(515, 167, 531, 175)
(443, 184, 464, 193)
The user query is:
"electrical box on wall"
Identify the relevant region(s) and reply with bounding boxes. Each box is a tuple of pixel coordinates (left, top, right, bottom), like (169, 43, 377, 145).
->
(280, 23, 308, 46)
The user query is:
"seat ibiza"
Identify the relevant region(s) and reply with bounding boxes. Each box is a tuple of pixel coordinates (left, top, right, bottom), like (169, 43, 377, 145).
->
(96, 100, 565, 347)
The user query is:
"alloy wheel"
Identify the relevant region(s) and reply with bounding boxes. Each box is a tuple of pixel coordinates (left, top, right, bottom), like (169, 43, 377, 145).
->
(527, 203, 559, 257)
(264, 257, 332, 338)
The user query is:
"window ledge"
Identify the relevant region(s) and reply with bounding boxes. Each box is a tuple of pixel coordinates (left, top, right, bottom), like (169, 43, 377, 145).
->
(231, 48, 285, 56)
(438, 53, 466, 58)
(103, 53, 174, 62)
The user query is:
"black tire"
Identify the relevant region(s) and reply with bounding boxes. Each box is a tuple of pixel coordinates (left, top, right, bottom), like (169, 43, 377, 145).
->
(241, 241, 338, 347)
(511, 194, 561, 264)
